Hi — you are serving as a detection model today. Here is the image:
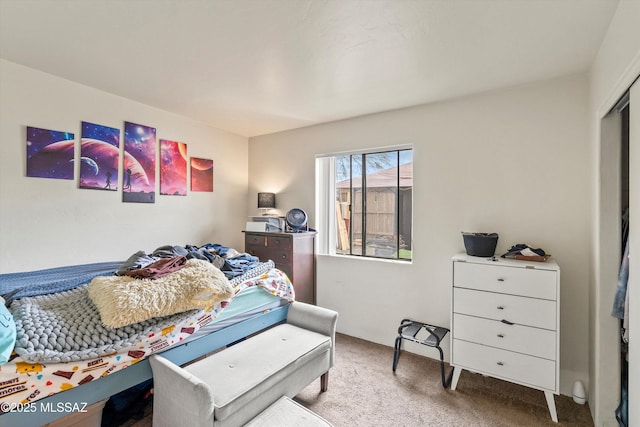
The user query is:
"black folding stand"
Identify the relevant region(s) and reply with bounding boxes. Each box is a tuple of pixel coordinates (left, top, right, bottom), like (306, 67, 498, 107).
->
(392, 319, 454, 388)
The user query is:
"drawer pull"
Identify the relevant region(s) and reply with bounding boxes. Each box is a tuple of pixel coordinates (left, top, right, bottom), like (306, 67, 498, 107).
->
(497, 278, 505, 282)
(497, 306, 505, 310)
(496, 361, 504, 366)
(497, 334, 505, 338)
(501, 319, 514, 325)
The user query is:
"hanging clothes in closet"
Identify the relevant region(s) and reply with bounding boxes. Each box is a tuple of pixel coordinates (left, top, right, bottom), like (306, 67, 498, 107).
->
(612, 207, 630, 344)
(612, 208, 630, 427)
(612, 239, 630, 344)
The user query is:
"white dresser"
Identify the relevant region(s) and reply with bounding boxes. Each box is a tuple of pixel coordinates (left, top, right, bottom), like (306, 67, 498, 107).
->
(450, 253, 560, 422)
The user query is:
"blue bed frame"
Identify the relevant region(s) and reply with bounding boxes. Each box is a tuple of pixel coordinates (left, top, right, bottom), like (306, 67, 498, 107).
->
(0, 304, 289, 427)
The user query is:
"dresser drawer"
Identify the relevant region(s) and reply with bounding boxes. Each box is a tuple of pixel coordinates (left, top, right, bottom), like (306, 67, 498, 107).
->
(245, 247, 268, 262)
(453, 313, 556, 360)
(269, 250, 292, 267)
(245, 234, 293, 261)
(452, 339, 556, 391)
(454, 261, 557, 300)
(453, 288, 556, 330)
(266, 235, 292, 250)
(246, 234, 266, 247)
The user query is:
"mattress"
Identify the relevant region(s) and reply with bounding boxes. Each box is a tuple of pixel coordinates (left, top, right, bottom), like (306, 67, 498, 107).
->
(191, 285, 287, 338)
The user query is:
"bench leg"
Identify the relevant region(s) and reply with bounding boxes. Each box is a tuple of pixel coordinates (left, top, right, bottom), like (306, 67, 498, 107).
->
(320, 372, 329, 392)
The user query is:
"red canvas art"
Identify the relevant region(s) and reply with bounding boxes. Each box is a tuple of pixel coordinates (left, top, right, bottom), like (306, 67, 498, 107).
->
(160, 139, 187, 196)
(190, 157, 213, 192)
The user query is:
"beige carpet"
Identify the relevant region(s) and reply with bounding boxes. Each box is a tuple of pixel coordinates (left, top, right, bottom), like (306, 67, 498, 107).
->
(123, 333, 594, 426)
(296, 334, 593, 426)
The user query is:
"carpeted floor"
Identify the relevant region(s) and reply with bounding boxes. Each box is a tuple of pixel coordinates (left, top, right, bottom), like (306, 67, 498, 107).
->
(296, 334, 593, 426)
(121, 333, 594, 426)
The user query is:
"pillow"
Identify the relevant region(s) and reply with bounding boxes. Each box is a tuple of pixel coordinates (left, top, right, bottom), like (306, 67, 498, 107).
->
(0, 297, 16, 364)
(88, 259, 233, 328)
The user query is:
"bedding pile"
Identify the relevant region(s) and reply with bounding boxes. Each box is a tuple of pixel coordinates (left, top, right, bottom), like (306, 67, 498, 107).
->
(116, 243, 261, 280)
(10, 259, 282, 363)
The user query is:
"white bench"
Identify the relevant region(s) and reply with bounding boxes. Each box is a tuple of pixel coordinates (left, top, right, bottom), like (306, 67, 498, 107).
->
(150, 302, 338, 427)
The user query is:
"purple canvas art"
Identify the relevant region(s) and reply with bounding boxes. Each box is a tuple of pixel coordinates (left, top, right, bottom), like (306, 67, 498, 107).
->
(123, 121, 156, 203)
(80, 121, 120, 191)
(26, 126, 75, 180)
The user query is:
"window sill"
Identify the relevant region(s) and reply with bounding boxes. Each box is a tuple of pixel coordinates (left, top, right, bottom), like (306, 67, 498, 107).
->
(317, 253, 413, 265)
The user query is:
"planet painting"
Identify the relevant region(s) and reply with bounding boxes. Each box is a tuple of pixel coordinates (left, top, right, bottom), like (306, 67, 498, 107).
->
(80, 156, 99, 174)
(123, 121, 156, 203)
(190, 157, 213, 192)
(26, 126, 75, 180)
(160, 139, 187, 196)
(80, 121, 120, 190)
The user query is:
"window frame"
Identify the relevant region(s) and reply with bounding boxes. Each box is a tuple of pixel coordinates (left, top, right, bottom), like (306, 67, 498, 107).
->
(316, 146, 413, 262)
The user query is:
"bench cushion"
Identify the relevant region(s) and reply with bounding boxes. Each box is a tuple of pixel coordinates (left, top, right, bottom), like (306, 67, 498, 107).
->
(245, 396, 333, 426)
(185, 323, 331, 422)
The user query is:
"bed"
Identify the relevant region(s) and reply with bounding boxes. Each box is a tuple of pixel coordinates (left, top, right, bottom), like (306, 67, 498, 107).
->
(0, 244, 294, 427)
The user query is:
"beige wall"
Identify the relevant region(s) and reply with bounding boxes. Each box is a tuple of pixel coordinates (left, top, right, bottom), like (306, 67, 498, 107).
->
(0, 59, 249, 273)
(589, 0, 640, 425)
(249, 74, 591, 396)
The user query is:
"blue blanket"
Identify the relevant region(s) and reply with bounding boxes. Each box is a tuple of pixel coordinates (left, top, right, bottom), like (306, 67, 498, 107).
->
(0, 262, 121, 305)
(0, 244, 260, 306)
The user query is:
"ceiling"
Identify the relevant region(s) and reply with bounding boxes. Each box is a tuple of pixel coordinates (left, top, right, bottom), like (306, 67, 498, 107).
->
(0, 0, 619, 137)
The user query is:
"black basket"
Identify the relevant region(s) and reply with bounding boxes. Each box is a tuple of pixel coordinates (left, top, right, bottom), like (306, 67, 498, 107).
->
(462, 232, 498, 257)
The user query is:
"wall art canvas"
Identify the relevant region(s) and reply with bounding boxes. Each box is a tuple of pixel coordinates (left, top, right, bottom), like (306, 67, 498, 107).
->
(79, 121, 120, 191)
(160, 139, 187, 196)
(123, 121, 156, 203)
(190, 157, 213, 192)
(26, 126, 75, 179)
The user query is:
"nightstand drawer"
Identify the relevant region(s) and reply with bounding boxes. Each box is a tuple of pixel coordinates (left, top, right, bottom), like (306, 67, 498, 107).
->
(266, 235, 292, 250)
(246, 234, 266, 247)
(453, 313, 556, 360)
(270, 250, 292, 266)
(452, 339, 556, 391)
(453, 288, 556, 330)
(245, 247, 268, 261)
(454, 262, 557, 300)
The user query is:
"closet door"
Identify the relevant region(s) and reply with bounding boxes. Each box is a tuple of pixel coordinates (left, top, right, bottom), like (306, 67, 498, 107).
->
(628, 80, 639, 427)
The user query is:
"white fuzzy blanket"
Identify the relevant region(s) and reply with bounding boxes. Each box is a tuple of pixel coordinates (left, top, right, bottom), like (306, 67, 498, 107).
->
(88, 259, 233, 328)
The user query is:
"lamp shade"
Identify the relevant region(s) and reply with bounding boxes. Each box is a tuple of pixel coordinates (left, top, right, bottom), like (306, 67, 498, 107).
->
(258, 192, 276, 209)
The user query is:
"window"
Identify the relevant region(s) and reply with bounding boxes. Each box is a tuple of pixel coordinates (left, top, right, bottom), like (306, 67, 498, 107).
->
(316, 147, 413, 261)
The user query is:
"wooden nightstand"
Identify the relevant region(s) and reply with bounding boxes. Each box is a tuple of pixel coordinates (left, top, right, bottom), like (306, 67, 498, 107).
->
(244, 231, 316, 304)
